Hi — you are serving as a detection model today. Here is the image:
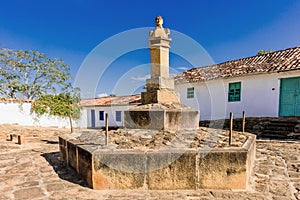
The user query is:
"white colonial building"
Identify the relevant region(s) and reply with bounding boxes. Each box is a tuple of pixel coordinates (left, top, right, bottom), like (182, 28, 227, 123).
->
(174, 46, 300, 120)
(80, 94, 141, 128)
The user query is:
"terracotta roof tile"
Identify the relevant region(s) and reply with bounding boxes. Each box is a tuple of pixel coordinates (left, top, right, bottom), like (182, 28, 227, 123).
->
(80, 94, 141, 107)
(175, 46, 300, 83)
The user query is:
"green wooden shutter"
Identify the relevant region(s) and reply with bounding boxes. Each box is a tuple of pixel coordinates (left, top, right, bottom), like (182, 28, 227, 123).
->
(228, 82, 241, 102)
(187, 87, 195, 98)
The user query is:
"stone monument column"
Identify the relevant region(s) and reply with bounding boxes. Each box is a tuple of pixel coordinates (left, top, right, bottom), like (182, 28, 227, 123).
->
(124, 16, 199, 130)
(141, 16, 180, 104)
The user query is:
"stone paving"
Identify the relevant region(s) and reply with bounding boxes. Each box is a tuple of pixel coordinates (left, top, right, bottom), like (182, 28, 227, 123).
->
(0, 125, 300, 199)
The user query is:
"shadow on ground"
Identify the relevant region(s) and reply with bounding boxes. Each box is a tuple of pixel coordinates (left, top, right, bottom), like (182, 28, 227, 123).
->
(41, 152, 89, 188)
(41, 139, 59, 144)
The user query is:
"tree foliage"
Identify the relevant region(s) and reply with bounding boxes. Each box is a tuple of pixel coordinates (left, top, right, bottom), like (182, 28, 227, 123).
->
(257, 49, 274, 56)
(31, 90, 81, 132)
(0, 48, 72, 100)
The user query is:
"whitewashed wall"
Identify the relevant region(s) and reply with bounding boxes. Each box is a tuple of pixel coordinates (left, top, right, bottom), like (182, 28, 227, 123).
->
(0, 102, 84, 128)
(85, 105, 134, 128)
(175, 71, 300, 120)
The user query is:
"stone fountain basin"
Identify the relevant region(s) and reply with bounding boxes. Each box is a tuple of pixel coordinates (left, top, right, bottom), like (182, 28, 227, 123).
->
(59, 131, 256, 190)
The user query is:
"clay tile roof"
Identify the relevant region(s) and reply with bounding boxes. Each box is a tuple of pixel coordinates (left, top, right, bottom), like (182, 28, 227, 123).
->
(175, 46, 300, 83)
(80, 94, 141, 107)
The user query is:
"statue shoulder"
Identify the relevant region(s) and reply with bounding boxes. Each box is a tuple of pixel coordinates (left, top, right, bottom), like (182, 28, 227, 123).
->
(164, 28, 170, 36)
(150, 30, 154, 37)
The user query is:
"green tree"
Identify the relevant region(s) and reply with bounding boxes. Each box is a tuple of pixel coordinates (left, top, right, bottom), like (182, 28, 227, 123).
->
(257, 49, 274, 56)
(0, 48, 71, 100)
(31, 90, 81, 132)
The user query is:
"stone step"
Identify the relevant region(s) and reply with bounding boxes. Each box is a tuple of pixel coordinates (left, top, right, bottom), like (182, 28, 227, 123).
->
(266, 124, 295, 131)
(259, 134, 288, 139)
(287, 132, 300, 139)
(259, 132, 288, 139)
(268, 121, 298, 126)
(260, 130, 300, 139)
(262, 120, 299, 138)
(260, 130, 290, 139)
(261, 130, 290, 135)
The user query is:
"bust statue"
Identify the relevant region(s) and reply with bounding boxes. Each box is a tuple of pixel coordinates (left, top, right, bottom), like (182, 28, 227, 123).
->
(150, 16, 170, 38)
(155, 16, 164, 28)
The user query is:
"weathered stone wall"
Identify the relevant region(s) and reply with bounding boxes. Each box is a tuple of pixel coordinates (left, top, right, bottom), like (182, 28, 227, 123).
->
(199, 117, 300, 134)
(59, 133, 256, 190)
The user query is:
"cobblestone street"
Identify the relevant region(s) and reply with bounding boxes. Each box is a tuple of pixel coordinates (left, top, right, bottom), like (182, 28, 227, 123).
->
(0, 125, 300, 200)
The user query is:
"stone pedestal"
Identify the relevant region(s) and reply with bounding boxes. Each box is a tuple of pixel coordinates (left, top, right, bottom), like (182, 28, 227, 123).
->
(124, 104, 199, 130)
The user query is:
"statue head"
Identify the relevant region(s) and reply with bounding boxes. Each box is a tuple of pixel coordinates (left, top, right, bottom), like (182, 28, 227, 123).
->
(155, 16, 163, 28)
(149, 15, 170, 38)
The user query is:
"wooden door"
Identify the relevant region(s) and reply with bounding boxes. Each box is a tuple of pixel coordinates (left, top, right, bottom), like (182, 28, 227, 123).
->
(279, 77, 300, 116)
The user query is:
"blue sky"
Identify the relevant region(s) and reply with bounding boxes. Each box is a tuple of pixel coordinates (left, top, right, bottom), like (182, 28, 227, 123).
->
(1, 0, 300, 97)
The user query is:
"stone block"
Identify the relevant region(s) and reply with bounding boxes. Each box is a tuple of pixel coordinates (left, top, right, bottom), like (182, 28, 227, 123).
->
(141, 89, 180, 104)
(150, 46, 170, 78)
(165, 110, 199, 130)
(77, 145, 94, 187)
(147, 150, 198, 190)
(7, 134, 13, 141)
(146, 77, 174, 90)
(124, 108, 199, 130)
(13, 187, 45, 199)
(198, 150, 248, 189)
(124, 110, 165, 129)
(67, 140, 78, 170)
(17, 135, 25, 145)
(58, 137, 67, 162)
(149, 37, 171, 48)
(243, 133, 256, 188)
(92, 150, 146, 189)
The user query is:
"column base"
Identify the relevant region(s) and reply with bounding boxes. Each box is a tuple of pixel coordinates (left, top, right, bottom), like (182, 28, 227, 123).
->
(141, 89, 180, 104)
